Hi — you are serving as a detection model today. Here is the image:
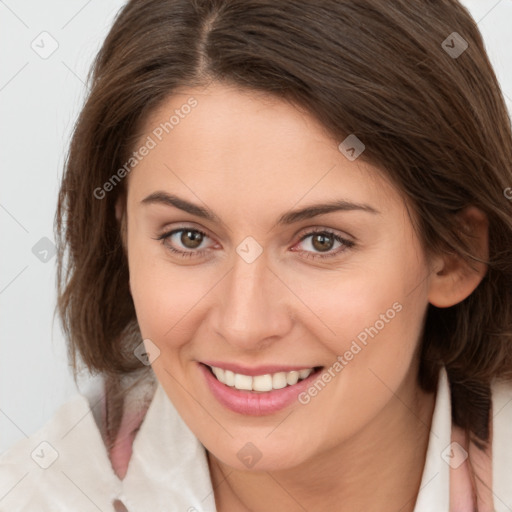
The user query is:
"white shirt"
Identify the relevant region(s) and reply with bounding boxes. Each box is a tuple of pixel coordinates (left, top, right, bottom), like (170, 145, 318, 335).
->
(1, 368, 511, 511)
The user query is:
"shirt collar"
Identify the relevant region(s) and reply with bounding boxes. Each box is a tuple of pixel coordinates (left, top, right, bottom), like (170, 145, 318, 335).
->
(117, 381, 217, 511)
(119, 369, 452, 512)
(412, 366, 451, 511)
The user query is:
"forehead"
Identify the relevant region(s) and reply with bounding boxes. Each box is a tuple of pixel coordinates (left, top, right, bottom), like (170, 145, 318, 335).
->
(126, 82, 400, 218)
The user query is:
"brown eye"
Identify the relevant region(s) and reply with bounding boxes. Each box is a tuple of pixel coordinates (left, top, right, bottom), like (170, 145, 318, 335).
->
(311, 233, 335, 252)
(180, 229, 204, 249)
(294, 229, 355, 261)
(155, 227, 214, 259)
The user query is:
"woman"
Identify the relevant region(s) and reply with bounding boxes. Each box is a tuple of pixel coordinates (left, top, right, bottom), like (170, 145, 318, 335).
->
(1, 0, 512, 510)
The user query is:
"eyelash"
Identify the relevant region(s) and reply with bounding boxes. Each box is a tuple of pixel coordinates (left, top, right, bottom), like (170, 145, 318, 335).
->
(154, 228, 211, 259)
(154, 227, 354, 261)
(296, 229, 355, 260)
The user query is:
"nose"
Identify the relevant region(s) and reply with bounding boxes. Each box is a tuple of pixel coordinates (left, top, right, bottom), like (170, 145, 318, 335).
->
(211, 250, 294, 351)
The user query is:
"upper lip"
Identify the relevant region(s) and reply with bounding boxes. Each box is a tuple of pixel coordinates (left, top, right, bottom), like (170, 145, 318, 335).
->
(201, 361, 322, 376)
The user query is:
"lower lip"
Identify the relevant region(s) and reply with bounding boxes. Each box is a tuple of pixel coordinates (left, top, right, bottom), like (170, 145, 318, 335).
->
(198, 362, 323, 416)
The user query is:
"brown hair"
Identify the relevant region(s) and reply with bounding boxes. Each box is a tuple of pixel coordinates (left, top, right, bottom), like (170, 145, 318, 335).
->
(55, 0, 512, 447)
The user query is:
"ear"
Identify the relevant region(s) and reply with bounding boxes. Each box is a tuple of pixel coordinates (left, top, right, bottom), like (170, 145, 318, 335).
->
(428, 206, 489, 308)
(115, 192, 128, 251)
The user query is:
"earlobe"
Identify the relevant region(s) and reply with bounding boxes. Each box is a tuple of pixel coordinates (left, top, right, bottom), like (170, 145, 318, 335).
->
(428, 207, 489, 308)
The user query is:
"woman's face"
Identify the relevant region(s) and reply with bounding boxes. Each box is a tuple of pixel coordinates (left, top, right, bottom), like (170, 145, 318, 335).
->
(122, 81, 434, 471)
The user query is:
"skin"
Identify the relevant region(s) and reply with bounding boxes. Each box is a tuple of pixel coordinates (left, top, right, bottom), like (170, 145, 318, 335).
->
(116, 81, 488, 511)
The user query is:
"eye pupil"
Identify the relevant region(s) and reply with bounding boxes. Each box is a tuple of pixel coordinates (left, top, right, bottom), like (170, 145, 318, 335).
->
(181, 230, 203, 249)
(312, 233, 334, 252)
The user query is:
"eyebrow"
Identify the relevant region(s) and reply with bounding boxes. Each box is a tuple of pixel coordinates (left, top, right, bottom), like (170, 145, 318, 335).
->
(141, 191, 380, 225)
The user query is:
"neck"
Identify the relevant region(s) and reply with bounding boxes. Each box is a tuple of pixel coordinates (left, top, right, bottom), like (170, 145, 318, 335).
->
(208, 368, 437, 512)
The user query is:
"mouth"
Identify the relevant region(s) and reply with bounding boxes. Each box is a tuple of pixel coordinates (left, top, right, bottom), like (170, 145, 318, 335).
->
(201, 363, 324, 393)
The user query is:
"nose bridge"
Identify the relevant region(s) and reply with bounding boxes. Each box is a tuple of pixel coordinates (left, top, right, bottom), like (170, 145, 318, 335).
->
(213, 247, 292, 347)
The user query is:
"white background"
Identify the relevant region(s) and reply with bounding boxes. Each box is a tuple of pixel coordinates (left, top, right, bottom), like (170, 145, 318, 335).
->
(1, 0, 511, 454)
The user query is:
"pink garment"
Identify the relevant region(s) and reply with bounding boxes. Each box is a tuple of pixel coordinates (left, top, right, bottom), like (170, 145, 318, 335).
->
(101, 376, 494, 510)
(105, 400, 150, 482)
(450, 422, 494, 511)
(100, 378, 154, 481)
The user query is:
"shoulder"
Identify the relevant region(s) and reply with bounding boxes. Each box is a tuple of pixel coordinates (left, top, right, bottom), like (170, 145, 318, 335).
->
(491, 376, 512, 507)
(0, 392, 122, 511)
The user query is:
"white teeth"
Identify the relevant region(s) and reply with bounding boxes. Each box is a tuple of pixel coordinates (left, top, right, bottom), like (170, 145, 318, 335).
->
(212, 367, 224, 381)
(208, 365, 318, 391)
(299, 368, 313, 380)
(253, 374, 273, 392)
(224, 370, 235, 387)
(234, 373, 253, 390)
(272, 372, 288, 390)
(286, 370, 300, 386)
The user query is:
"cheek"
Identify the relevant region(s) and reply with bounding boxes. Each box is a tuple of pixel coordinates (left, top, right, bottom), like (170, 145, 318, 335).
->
(127, 238, 214, 347)
(298, 258, 425, 357)
(295, 257, 429, 431)
(292, 265, 428, 442)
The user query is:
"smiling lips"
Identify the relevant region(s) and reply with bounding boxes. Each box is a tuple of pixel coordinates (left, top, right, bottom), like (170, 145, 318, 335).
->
(207, 364, 316, 392)
(199, 362, 324, 415)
